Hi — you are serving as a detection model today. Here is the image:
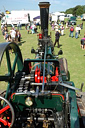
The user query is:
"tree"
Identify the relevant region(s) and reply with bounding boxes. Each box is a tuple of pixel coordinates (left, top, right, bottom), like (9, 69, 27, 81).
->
(73, 5, 83, 16)
(65, 8, 73, 14)
(76, 7, 83, 16)
(65, 5, 85, 16)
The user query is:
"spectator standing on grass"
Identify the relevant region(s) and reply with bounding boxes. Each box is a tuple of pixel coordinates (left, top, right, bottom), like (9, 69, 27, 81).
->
(61, 25, 64, 36)
(1, 24, 4, 33)
(6, 35, 12, 42)
(52, 22, 55, 30)
(75, 25, 79, 39)
(65, 22, 68, 29)
(11, 23, 15, 28)
(80, 22, 83, 29)
(78, 25, 81, 37)
(10, 28, 16, 42)
(54, 29, 60, 48)
(31, 23, 35, 34)
(4, 32, 9, 41)
(27, 23, 30, 34)
(3, 26, 8, 39)
(17, 30, 21, 42)
(69, 25, 74, 38)
(81, 34, 85, 50)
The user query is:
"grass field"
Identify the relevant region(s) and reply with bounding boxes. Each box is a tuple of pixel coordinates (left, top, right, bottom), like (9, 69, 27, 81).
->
(0, 19, 85, 92)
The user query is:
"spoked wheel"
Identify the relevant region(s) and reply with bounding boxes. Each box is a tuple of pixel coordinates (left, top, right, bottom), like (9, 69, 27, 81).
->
(0, 96, 15, 128)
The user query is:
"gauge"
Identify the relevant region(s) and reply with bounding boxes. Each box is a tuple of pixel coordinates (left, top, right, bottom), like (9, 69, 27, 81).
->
(25, 97, 33, 106)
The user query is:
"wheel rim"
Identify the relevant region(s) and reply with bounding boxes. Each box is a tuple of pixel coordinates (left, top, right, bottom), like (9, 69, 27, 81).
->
(0, 96, 15, 128)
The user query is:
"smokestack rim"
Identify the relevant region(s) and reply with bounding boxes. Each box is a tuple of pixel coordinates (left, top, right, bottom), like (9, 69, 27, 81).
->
(39, 2, 50, 8)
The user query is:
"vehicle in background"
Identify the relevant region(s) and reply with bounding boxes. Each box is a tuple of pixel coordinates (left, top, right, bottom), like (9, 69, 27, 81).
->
(1, 11, 30, 25)
(59, 15, 64, 22)
(68, 16, 76, 25)
(81, 14, 85, 21)
(51, 14, 58, 22)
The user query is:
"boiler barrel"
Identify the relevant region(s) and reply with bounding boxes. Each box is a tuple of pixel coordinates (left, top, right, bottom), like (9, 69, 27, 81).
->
(39, 2, 50, 37)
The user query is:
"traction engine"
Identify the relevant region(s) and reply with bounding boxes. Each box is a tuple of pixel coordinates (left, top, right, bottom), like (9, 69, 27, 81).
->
(0, 2, 85, 128)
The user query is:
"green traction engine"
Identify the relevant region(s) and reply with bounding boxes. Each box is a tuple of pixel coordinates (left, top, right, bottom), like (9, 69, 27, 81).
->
(0, 2, 84, 128)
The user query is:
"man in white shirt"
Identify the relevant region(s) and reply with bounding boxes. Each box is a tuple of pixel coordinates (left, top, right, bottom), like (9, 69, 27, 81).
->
(10, 28, 16, 42)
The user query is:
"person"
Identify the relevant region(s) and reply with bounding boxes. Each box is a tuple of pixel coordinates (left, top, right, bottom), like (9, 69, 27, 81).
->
(17, 22, 21, 30)
(75, 25, 79, 39)
(52, 22, 55, 30)
(31, 23, 35, 34)
(69, 25, 74, 38)
(11, 23, 15, 28)
(4, 32, 9, 41)
(54, 29, 60, 48)
(78, 25, 81, 37)
(10, 27, 16, 42)
(17, 30, 21, 42)
(80, 22, 83, 29)
(7, 35, 12, 42)
(34, 24, 37, 33)
(65, 22, 68, 29)
(81, 34, 85, 50)
(61, 25, 64, 36)
(27, 23, 30, 34)
(54, 25, 58, 32)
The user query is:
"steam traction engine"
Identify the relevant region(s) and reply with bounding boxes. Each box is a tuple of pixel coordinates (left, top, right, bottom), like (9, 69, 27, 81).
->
(0, 2, 85, 128)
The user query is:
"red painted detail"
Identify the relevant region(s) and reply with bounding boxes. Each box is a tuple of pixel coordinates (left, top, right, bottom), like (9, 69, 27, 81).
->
(11, 93, 15, 99)
(0, 118, 11, 126)
(0, 105, 10, 114)
(37, 68, 40, 83)
(51, 67, 59, 82)
(77, 104, 80, 114)
(7, 117, 10, 120)
(55, 67, 59, 76)
(40, 76, 47, 83)
(28, 62, 32, 72)
(37, 33, 43, 39)
(35, 66, 38, 83)
(35, 67, 59, 83)
(39, 33, 43, 39)
(52, 94, 65, 101)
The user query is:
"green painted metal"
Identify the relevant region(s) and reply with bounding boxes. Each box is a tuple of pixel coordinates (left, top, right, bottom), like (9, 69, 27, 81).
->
(11, 94, 64, 112)
(6, 49, 12, 75)
(69, 82, 80, 128)
(0, 42, 24, 101)
(24, 58, 59, 62)
(0, 42, 23, 82)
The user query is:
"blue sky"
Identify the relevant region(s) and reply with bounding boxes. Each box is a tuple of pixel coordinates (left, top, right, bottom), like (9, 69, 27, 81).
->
(0, 0, 85, 13)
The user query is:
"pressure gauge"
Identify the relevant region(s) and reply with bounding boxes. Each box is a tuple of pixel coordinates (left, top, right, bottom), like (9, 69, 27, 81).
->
(25, 97, 33, 106)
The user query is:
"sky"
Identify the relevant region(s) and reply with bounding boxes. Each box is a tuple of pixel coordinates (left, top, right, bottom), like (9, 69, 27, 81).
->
(0, 0, 85, 13)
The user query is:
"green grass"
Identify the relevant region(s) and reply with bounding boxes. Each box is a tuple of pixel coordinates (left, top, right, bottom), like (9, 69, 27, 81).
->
(0, 20, 85, 91)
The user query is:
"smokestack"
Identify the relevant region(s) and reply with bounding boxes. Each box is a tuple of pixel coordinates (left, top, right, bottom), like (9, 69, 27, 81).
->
(39, 2, 50, 37)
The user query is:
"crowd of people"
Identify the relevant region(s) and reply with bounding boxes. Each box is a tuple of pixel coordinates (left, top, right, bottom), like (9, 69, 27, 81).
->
(50, 21, 84, 49)
(25, 22, 38, 34)
(0, 20, 85, 50)
(1, 23, 21, 43)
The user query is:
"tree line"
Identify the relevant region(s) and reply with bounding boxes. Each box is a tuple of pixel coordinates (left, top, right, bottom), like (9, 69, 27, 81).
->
(64, 5, 85, 16)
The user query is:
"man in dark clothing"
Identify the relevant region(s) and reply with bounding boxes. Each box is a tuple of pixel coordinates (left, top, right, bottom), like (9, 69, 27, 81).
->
(54, 29, 60, 48)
